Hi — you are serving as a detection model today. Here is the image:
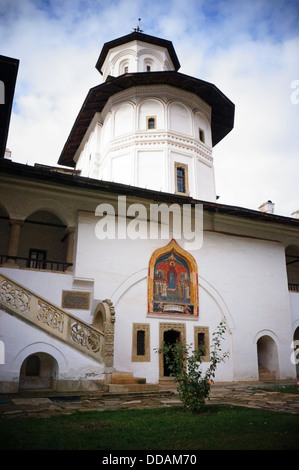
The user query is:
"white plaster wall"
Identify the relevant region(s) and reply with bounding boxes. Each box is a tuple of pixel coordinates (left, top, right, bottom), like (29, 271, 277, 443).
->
(75, 211, 296, 382)
(138, 99, 164, 130)
(198, 233, 295, 380)
(111, 153, 133, 185)
(1, 175, 297, 385)
(0, 267, 73, 308)
(169, 102, 192, 135)
(113, 275, 233, 384)
(196, 160, 216, 202)
(137, 150, 165, 191)
(194, 112, 212, 146)
(115, 103, 135, 136)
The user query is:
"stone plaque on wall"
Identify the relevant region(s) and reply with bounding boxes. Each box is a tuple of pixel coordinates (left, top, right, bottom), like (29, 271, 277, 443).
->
(62, 291, 90, 310)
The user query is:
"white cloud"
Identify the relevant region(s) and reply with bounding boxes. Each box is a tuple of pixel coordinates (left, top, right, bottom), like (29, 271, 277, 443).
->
(1, 0, 298, 216)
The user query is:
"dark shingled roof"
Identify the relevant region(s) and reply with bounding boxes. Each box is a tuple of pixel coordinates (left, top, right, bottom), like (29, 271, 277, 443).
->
(1, 158, 299, 231)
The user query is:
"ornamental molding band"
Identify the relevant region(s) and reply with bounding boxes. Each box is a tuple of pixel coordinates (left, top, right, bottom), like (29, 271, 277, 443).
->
(93, 299, 116, 370)
(148, 239, 199, 317)
(109, 132, 213, 164)
(0, 274, 104, 363)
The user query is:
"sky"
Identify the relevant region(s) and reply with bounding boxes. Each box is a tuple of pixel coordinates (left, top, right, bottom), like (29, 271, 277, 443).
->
(1, 0, 298, 217)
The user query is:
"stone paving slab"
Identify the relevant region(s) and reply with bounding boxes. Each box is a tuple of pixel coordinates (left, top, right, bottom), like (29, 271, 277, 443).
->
(11, 398, 52, 405)
(0, 382, 298, 418)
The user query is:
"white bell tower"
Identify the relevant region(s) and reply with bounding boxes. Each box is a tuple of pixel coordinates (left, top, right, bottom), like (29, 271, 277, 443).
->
(58, 27, 234, 203)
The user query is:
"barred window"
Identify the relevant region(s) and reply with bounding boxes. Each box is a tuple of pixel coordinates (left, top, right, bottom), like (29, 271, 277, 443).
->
(194, 327, 210, 362)
(175, 163, 189, 195)
(132, 324, 150, 362)
(137, 330, 145, 356)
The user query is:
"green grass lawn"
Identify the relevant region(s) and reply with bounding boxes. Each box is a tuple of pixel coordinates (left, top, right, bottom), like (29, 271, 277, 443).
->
(0, 405, 298, 450)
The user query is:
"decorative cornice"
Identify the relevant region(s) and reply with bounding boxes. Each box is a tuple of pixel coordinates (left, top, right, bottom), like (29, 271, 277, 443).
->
(106, 131, 213, 165)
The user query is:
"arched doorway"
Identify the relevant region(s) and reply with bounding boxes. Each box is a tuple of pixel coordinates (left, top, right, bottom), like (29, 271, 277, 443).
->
(19, 352, 58, 391)
(163, 329, 180, 377)
(159, 323, 186, 378)
(257, 335, 279, 381)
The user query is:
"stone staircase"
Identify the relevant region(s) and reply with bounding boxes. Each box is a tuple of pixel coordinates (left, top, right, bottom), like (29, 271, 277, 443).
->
(0, 273, 105, 363)
(106, 372, 158, 393)
(258, 365, 276, 381)
(158, 377, 177, 391)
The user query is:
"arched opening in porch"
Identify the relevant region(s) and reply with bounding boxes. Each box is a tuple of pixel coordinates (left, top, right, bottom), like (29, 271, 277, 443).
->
(257, 335, 279, 381)
(18, 210, 70, 271)
(19, 352, 59, 391)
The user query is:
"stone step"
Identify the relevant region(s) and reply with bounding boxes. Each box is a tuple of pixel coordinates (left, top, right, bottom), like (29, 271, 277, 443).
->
(159, 378, 176, 390)
(111, 377, 146, 384)
(110, 371, 146, 385)
(107, 383, 159, 393)
(258, 365, 276, 381)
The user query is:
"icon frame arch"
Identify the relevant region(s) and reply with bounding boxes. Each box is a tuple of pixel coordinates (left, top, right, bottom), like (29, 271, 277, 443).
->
(148, 239, 199, 317)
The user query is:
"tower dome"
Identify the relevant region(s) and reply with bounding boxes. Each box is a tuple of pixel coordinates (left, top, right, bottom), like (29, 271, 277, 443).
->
(96, 30, 180, 80)
(58, 30, 234, 202)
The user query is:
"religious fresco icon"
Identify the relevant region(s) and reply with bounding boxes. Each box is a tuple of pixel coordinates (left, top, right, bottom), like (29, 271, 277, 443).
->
(148, 239, 198, 316)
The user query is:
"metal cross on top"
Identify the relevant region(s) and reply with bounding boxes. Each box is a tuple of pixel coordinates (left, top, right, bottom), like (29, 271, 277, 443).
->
(133, 18, 143, 33)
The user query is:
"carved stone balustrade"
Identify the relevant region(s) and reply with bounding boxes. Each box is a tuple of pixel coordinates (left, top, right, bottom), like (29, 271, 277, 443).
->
(0, 274, 105, 363)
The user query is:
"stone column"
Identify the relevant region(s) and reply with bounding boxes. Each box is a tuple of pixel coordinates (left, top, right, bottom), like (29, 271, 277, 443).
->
(5, 219, 23, 268)
(65, 227, 75, 271)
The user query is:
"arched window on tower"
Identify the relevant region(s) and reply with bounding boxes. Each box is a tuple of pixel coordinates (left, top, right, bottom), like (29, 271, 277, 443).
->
(119, 60, 129, 75)
(144, 58, 154, 72)
(147, 116, 156, 129)
(199, 128, 205, 143)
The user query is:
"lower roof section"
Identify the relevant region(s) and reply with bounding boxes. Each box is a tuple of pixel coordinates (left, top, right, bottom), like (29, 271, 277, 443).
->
(0, 159, 297, 233)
